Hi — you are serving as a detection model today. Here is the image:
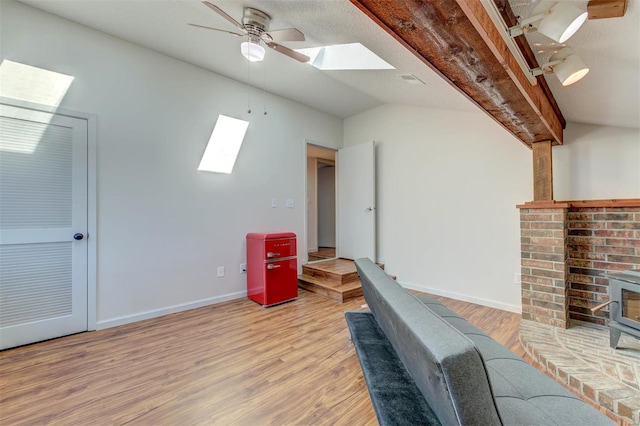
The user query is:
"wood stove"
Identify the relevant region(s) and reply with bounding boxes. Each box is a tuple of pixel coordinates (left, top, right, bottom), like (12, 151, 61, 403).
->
(593, 270, 640, 348)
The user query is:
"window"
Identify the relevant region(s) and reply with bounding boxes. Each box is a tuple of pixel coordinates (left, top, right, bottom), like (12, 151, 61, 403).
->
(296, 43, 394, 71)
(0, 60, 74, 107)
(198, 115, 249, 174)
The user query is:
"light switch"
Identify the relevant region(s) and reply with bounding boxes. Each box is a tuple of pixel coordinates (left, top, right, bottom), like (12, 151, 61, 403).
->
(286, 198, 294, 208)
(271, 198, 278, 208)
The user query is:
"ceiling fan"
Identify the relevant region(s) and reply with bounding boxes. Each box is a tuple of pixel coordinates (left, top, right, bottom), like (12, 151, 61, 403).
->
(189, 1, 310, 63)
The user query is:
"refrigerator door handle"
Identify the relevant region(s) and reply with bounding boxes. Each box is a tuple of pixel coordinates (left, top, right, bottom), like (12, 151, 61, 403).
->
(267, 252, 281, 258)
(267, 264, 281, 270)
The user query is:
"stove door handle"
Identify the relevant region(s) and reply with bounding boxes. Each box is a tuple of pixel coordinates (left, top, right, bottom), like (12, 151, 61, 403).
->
(591, 300, 617, 314)
(267, 264, 281, 270)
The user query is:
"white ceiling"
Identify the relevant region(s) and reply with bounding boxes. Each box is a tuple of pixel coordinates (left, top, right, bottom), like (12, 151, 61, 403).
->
(15, 0, 640, 129)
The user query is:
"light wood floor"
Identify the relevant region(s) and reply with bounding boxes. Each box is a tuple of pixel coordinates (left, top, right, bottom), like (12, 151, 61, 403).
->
(0, 289, 524, 425)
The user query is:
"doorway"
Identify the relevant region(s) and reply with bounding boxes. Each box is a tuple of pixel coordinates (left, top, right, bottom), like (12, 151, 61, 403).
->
(304, 140, 376, 265)
(306, 144, 337, 263)
(0, 102, 95, 349)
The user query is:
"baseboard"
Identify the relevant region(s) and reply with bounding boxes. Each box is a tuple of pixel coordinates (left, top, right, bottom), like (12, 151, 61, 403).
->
(397, 280, 521, 314)
(96, 291, 247, 330)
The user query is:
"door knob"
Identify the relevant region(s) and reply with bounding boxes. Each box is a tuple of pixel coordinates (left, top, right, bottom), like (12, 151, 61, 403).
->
(73, 233, 84, 241)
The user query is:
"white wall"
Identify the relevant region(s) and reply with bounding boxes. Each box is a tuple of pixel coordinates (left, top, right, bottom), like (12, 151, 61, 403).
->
(344, 104, 532, 312)
(306, 157, 318, 252)
(554, 123, 640, 199)
(344, 104, 639, 312)
(1, 0, 342, 327)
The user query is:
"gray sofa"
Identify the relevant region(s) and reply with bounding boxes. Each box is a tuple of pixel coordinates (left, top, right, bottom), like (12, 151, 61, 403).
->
(345, 258, 614, 426)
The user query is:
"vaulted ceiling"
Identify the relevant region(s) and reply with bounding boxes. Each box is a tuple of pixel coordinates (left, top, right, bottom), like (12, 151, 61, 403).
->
(13, 0, 640, 147)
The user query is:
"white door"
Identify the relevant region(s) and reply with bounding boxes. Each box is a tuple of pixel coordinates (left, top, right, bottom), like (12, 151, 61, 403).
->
(337, 141, 375, 261)
(0, 104, 88, 350)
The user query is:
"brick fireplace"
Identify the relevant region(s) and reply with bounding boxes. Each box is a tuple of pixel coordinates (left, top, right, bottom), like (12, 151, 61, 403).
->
(517, 200, 640, 424)
(518, 200, 640, 328)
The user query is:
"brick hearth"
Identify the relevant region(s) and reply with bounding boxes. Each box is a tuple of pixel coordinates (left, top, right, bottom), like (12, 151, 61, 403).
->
(520, 320, 640, 424)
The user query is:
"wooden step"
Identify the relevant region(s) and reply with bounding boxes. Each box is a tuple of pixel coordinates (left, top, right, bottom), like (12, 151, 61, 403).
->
(301, 259, 359, 285)
(298, 258, 395, 303)
(297, 274, 363, 303)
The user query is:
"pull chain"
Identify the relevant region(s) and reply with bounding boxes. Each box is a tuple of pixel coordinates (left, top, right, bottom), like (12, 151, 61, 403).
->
(247, 36, 252, 114)
(263, 54, 268, 116)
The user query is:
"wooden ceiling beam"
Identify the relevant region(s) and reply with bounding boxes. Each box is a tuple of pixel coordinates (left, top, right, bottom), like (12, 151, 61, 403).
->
(490, 0, 565, 131)
(532, 141, 554, 201)
(349, 0, 567, 148)
(588, 0, 628, 19)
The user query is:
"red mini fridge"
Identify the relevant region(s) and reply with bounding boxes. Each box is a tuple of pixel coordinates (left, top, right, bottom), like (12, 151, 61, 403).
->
(246, 232, 298, 307)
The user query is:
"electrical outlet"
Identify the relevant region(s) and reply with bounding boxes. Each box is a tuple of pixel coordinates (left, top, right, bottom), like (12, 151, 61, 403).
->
(240, 263, 247, 274)
(217, 266, 225, 277)
(514, 272, 522, 285)
(286, 198, 294, 208)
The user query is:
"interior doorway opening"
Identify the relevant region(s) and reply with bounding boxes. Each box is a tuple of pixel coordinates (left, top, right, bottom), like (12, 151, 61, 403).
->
(306, 143, 337, 263)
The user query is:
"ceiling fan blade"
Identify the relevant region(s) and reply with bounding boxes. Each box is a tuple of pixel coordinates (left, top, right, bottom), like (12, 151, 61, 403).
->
(266, 28, 305, 42)
(201, 1, 244, 32)
(188, 23, 245, 37)
(266, 42, 310, 63)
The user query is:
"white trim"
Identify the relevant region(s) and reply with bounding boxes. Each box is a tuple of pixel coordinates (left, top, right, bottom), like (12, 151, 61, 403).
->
(86, 114, 97, 330)
(303, 139, 318, 264)
(96, 291, 248, 330)
(0, 96, 94, 120)
(0, 96, 99, 330)
(397, 280, 522, 314)
(308, 156, 318, 255)
(303, 138, 338, 268)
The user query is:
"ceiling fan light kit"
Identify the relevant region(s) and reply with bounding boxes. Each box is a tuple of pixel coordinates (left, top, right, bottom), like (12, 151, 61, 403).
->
(190, 1, 309, 63)
(241, 38, 266, 62)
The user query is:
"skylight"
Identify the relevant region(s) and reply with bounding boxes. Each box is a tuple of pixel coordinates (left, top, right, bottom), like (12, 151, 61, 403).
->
(198, 115, 249, 174)
(0, 60, 74, 107)
(296, 43, 395, 71)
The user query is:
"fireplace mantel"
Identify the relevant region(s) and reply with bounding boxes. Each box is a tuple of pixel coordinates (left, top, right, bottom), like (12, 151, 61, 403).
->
(517, 199, 640, 209)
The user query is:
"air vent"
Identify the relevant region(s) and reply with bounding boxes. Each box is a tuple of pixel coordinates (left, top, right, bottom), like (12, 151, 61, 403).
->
(398, 74, 426, 85)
